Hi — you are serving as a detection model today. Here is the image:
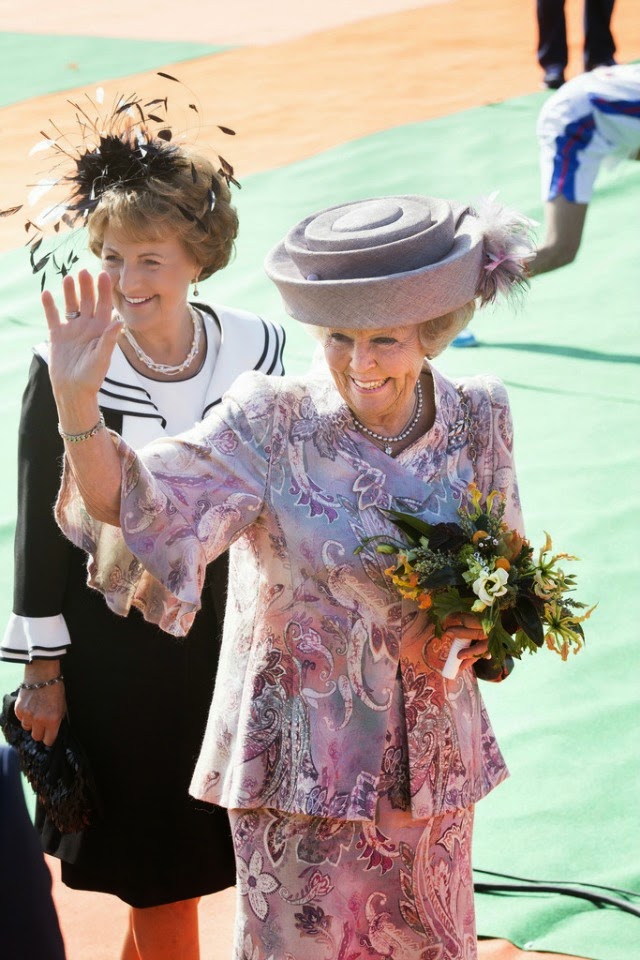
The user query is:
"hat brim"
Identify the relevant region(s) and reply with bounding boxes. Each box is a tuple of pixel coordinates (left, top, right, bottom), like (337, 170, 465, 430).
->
(265, 220, 483, 329)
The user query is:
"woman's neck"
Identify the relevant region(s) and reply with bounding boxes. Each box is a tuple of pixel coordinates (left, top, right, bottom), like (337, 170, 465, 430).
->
(118, 305, 207, 382)
(352, 369, 436, 456)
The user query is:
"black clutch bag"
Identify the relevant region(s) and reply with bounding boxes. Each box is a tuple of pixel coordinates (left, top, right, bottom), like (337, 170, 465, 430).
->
(0, 690, 100, 834)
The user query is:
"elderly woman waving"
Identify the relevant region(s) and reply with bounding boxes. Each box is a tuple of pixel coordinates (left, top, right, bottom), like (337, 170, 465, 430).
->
(48, 194, 532, 959)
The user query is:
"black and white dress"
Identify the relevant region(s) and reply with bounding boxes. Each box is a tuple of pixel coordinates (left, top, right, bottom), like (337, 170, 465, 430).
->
(0, 302, 285, 907)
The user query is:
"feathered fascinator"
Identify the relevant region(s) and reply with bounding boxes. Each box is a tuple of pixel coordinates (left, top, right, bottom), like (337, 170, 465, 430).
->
(1, 73, 238, 289)
(473, 192, 537, 306)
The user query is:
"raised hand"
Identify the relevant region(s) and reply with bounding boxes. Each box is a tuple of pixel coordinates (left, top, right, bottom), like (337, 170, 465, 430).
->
(42, 269, 122, 405)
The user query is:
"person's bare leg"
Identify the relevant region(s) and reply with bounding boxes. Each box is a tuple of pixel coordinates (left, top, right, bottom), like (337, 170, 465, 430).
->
(529, 196, 588, 275)
(120, 899, 201, 960)
(120, 913, 141, 960)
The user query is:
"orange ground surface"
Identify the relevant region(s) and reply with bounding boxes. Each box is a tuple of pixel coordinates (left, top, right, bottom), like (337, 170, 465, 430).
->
(47, 855, 590, 960)
(2, 0, 638, 251)
(7, 1, 640, 957)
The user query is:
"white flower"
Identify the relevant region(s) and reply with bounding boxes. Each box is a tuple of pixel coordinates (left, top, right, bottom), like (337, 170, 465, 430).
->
(237, 849, 280, 921)
(472, 567, 509, 606)
(533, 569, 557, 599)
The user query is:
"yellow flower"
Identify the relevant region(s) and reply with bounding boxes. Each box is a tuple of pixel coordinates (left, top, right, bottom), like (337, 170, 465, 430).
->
(542, 599, 596, 657)
(486, 489, 505, 515)
(468, 483, 483, 510)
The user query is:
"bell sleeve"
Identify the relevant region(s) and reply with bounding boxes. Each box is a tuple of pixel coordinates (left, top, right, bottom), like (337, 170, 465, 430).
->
(55, 371, 277, 638)
(1, 355, 73, 663)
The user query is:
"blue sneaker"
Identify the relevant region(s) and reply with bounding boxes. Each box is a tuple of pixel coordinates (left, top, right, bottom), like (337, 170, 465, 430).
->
(452, 329, 478, 348)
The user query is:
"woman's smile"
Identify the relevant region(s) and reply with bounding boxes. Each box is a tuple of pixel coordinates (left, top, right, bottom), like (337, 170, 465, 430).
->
(351, 376, 389, 392)
(121, 295, 155, 307)
(323, 325, 426, 437)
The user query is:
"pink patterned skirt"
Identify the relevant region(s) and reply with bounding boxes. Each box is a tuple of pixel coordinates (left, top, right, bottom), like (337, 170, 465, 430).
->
(229, 798, 477, 960)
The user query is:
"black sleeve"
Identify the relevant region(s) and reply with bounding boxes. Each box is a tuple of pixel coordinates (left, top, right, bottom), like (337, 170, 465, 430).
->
(12, 354, 73, 617)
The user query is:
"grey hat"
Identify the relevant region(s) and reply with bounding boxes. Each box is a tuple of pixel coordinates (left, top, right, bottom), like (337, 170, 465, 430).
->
(264, 195, 492, 329)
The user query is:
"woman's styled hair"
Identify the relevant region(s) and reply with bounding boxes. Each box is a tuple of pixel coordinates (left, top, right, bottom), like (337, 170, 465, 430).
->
(87, 146, 238, 280)
(417, 301, 475, 357)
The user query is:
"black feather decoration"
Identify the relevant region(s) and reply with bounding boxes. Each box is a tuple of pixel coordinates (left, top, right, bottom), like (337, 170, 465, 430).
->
(8, 73, 240, 289)
(68, 134, 184, 213)
(0, 205, 23, 217)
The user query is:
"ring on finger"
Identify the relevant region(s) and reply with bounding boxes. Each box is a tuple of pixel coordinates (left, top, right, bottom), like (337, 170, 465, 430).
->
(64, 310, 82, 319)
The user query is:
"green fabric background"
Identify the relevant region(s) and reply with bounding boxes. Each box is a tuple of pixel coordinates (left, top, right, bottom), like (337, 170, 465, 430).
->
(0, 34, 229, 107)
(1, 89, 638, 958)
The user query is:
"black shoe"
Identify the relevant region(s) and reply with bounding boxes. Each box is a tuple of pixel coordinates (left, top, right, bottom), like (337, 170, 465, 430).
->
(585, 58, 616, 72)
(542, 66, 565, 90)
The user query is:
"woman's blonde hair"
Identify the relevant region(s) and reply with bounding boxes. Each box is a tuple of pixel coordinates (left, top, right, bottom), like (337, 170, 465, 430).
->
(417, 301, 476, 357)
(87, 146, 238, 280)
(306, 301, 476, 356)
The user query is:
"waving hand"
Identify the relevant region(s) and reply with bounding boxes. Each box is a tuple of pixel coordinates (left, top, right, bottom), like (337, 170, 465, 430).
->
(42, 269, 122, 405)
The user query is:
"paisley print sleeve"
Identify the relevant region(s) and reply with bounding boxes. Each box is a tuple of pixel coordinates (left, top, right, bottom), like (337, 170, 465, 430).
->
(56, 371, 277, 636)
(485, 377, 524, 535)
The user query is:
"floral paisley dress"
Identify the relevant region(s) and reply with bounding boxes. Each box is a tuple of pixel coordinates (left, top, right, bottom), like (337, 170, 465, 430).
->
(56, 362, 523, 958)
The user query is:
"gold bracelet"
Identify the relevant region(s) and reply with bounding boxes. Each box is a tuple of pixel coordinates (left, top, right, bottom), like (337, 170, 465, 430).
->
(58, 413, 105, 443)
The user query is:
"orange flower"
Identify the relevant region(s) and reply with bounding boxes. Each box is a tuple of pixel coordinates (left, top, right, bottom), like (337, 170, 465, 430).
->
(472, 530, 489, 544)
(417, 593, 432, 609)
(495, 557, 511, 572)
(500, 529, 525, 562)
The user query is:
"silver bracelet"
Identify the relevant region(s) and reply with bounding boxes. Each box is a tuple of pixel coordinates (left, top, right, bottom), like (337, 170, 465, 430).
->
(19, 675, 64, 690)
(58, 413, 105, 443)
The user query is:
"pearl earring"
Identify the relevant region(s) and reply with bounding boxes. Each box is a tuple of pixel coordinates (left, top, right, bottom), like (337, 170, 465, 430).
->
(193, 276, 200, 298)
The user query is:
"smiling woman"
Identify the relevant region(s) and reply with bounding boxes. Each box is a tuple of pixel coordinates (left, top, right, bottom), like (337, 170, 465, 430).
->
(0, 89, 285, 960)
(315, 303, 474, 454)
(39, 191, 534, 960)
(99, 232, 206, 374)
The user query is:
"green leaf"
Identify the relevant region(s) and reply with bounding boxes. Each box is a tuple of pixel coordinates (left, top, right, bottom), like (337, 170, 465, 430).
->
(430, 589, 475, 626)
(513, 596, 544, 647)
(487, 618, 519, 663)
(383, 509, 435, 539)
(421, 566, 460, 589)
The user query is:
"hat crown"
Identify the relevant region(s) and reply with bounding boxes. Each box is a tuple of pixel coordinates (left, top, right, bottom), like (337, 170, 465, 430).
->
(303, 196, 438, 256)
(331, 199, 402, 233)
(264, 194, 485, 329)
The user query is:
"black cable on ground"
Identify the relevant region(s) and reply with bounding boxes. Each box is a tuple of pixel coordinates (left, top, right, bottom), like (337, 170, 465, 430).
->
(475, 868, 640, 901)
(473, 878, 640, 920)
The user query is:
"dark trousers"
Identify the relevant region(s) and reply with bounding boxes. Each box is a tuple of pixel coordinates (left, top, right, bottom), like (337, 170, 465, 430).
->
(537, 0, 616, 71)
(0, 746, 66, 960)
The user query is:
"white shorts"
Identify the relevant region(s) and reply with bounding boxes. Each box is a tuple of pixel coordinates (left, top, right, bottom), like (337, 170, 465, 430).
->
(537, 65, 640, 204)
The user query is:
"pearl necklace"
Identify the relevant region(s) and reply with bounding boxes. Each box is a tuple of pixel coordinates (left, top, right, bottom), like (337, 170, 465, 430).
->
(120, 305, 201, 377)
(352, 379, 423, 455)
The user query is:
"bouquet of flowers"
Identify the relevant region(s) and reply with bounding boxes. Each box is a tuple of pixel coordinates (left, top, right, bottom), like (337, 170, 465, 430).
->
(362, 483, 594, 679)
